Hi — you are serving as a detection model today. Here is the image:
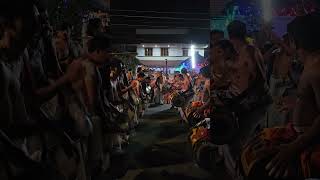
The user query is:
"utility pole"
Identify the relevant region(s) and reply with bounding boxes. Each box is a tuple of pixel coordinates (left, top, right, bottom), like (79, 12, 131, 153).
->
(165, 59, 168, 75)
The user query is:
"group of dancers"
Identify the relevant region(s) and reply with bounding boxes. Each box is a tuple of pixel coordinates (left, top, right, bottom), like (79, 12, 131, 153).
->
(168, 12, 320, 180)
(0, 1, 157, 180)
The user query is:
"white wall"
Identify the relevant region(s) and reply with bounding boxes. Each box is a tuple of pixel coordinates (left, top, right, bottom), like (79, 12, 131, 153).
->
(196, 49, 205, 57)
(136, 44, 206, 57)
(153, 47, 161, 56)
(137, 48, 144, 56)
(168, 48, 182, 56)
(137, 56, 189, 61)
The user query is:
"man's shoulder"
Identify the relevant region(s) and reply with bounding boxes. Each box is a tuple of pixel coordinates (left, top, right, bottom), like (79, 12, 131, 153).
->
(301, 67, 320, 84)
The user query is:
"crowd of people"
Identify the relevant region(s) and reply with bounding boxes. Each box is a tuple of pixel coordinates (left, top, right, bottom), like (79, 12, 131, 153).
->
(1, 0, 320, 180)
(191, 11, 320, 180)
(0, 1, 162, 180)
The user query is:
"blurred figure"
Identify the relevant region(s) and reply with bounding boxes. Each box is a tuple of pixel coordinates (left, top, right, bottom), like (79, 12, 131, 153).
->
(154, 72, 164, 105)
(211, 29, 225, 44)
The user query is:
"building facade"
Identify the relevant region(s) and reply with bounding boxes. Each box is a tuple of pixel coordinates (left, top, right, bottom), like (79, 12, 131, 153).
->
(136, 43, 207, 73)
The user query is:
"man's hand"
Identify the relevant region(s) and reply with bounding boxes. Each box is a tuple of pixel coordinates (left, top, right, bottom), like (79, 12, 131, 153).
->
(265, 143, 299, 178)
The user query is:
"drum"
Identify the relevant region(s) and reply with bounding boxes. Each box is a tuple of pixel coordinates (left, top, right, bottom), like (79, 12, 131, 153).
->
(189, 121, 222, 171)
(162, 84, 172, 94)
(130, 91, 140, 106)
(193, 140, 222, 171)
(146, 85, 152, 95)
(171, 92, 185, 107)
(241, 133, 301, 180)
(189, 126, 210, 149)
(241, 151, 289, 180)
(191, 101, 204, 108)
(210, 109, 238, 145)
(186, 108, 205, 127)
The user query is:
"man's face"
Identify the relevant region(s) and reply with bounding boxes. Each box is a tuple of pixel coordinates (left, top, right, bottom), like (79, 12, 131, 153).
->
(212, 33, 224, 43)
(212, 46, 224, 60)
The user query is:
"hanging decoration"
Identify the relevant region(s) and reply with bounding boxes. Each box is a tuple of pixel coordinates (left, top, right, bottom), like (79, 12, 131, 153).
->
(224, 0, 262, 32)
(275, 1, 317, 16)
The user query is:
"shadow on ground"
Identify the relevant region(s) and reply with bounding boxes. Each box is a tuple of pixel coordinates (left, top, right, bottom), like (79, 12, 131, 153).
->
(120, 105, 212, 180)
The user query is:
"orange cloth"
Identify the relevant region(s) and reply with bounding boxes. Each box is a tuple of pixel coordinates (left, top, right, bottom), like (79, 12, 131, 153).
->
(241, 124, 320, 178)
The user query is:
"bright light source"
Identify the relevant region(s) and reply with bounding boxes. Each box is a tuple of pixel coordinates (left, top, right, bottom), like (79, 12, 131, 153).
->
(142, 45, 145, 47)
(190, 45, 196, 69)
(168, 45, 170, 47)
(262, 0, 272, 22)
(155, 45, 157, 47)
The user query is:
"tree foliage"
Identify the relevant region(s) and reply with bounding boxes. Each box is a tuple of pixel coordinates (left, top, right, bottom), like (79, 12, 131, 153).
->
(46, 0, 89, 33)
(113, 52, 141, 71)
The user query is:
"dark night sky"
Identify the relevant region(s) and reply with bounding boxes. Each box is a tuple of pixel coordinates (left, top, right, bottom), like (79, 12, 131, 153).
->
(110, 0, 210, 44)
(111, 0, 209, 13)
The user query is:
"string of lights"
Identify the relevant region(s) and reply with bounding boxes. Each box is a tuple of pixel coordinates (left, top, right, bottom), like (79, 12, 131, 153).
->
(111, 9, 209, 15)
(110, 23, 210, 30)
(110, 14, 210, 21)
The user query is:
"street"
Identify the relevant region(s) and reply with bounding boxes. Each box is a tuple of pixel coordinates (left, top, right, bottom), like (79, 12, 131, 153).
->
(120, 104, 216, 180)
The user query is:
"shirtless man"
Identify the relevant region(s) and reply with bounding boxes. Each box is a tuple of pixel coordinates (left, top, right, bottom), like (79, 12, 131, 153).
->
(264, 14, 320, 178)
(227, 20, 266, 97)
(268, 34, 295, 98)
(180, 68, 191, 93)
(70, 36, 111, 179)
(266, 34, 296, 127)
(0, 1, 85, 179)
(194, 66, 211, 117)
(211, 40, 237, 90)
(131, 72, 145, 101)
(131, 72, 145, 123)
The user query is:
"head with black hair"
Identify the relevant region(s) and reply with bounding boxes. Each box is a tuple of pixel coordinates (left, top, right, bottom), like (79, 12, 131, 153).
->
(87, 18, 103, 37)
(137, 67, 142, 74)
(181, 68, 188, 74)
(200, 66, 210, 79)
(211, 29, 224, 45)
(178, 74, 184, 81)
(0, 0, 37, 59)
(109, 58, 122, 79)
(87, 35, 112, 64)
(137, 72, 145, 81)
(213, 40, 237, 62)
(144, 76, 151, 83)
(227, 20, 247, 41)
(288, 13, 320, 63)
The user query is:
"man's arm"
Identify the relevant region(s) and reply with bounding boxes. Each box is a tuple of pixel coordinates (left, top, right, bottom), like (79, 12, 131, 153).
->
(35, 60, 83, 99)
(35, 76, 68, 99)
(80, 62, 97, 113)
(131, 81, 139, 95)
(120, 85, 133, 94)
(293, 74, 320, 151)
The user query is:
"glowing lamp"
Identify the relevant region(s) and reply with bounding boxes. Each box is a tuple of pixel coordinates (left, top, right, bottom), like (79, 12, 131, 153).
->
(190, 45, 195, 69)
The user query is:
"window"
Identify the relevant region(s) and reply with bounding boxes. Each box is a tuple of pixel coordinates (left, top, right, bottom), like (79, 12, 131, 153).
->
(161, 48, 169, 56)
(145, 48, 153, 56)
(183, 49, 188, 56)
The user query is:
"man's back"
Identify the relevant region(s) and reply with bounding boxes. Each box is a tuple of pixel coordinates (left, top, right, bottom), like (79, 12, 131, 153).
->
(293, 60, 320, 129)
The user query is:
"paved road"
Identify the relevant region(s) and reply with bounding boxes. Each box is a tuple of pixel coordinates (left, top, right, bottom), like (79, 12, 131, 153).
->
(119, 104, 213, 180)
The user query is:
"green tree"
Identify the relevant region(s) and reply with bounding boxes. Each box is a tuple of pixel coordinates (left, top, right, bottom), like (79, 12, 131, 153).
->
(113, 52, 141, 71)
